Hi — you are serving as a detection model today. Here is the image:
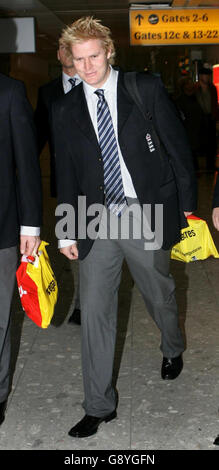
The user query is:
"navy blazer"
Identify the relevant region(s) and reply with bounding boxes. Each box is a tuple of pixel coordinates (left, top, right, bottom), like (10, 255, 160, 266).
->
(52, 71, 197, 259)
(0, 73, 42, 249)
(34, 75, 64, 196)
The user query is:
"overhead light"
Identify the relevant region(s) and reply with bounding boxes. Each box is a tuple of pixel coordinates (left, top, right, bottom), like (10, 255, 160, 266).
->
(129, 1, 172, 3)
(130, 3, 172, 9)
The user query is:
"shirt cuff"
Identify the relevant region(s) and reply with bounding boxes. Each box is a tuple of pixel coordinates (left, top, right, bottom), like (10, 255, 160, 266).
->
(58, 239, 76, 249)
(20, 226, 40, 236)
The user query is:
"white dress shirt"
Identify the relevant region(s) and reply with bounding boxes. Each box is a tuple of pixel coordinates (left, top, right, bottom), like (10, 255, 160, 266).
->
(59, 66, 137, 248)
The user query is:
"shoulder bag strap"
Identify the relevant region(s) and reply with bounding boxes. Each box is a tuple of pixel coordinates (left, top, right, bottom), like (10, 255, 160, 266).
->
(124, 71, 162, 157)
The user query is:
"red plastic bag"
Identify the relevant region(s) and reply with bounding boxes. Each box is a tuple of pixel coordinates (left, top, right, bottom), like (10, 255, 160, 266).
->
(16, 241, 58, 328)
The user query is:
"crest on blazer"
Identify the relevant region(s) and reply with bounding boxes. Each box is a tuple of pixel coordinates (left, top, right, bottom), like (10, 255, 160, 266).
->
(145, 133, 155, 153)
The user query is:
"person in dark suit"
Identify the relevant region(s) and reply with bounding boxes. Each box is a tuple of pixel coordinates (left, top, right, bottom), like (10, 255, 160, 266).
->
(52, 17, 197, 438)
(34, 39, 81, 325)
(34, 39, 82, 197)
(0, 73, 42, 426)
(175, 76, 203, 171)
(196, 67, 219, 171)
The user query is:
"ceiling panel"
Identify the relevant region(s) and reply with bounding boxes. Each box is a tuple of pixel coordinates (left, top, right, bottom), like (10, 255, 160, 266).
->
(40, 0, 129, 9)
(0, 0, 218, 57)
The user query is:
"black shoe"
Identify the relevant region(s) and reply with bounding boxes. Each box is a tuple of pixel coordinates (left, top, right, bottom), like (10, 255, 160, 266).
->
(68, 308, 81, 325)
(68, 410, 117, 438)
(161, 354, 183, 380)
(0, 400, 7, 426)
(214, 435, 219, 445)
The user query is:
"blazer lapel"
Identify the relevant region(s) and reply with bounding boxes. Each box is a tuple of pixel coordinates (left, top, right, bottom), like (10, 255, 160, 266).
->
(68, 83, 99, 150)
(58, 75, 64, 96)
(117, 71, 135, 136)
(53, 76, 64, 99)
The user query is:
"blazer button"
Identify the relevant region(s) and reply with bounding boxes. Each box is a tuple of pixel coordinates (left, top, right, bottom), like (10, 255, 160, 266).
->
(99, 185, 103, 190)
(98, 157, 102, 161)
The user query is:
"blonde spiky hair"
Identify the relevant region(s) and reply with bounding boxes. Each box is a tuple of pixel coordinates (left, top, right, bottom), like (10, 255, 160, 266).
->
(60, 16, 116, 65)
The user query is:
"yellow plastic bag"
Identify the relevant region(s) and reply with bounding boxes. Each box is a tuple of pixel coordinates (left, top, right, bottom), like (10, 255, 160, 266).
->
(16, 241, 58, 328)
(171, 215, 219, 262)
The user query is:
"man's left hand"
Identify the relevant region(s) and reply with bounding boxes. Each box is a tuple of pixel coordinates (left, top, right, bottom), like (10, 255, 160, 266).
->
(184, 211, 193, 217)
(20, 235, 41, 256)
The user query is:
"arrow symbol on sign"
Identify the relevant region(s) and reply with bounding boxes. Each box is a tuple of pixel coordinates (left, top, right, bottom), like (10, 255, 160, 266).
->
(135, 14, 144, 26)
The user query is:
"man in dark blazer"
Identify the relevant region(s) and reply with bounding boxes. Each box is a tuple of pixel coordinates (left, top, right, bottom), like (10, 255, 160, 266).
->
(52, 17, 197, 438)
(34, 39, 81, 325)
(196, 67, 219, 171)
(0, 73, 42, 426)
(34, 39, 81, 197)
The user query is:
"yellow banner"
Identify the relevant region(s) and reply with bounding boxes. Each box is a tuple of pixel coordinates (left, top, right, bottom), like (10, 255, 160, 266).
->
(129, 8, 219, 46)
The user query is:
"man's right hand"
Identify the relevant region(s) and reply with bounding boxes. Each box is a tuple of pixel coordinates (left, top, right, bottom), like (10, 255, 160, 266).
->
(60, 243, 78, 260)
(20, 235, 41, 257)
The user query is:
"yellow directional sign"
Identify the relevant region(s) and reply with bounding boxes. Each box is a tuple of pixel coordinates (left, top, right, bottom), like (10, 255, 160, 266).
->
(129, 8, 219, 46)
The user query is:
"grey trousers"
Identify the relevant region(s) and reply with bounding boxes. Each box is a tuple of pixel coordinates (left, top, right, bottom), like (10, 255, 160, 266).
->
(0, 246, 18, 402)
(79, 201, 184, 416)
(74, 272, 80, 310)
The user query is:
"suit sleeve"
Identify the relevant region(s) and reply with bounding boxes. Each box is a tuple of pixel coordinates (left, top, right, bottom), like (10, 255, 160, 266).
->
(52, 101, 80, 241)
(34, 87, 50, 154)
(10, 81, 42, 227)
(153, 78, 197, 212)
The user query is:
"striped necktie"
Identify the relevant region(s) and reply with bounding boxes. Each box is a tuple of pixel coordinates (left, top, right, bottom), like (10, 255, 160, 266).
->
(95, 89, 126, 216)
(68, 77, 76, 88)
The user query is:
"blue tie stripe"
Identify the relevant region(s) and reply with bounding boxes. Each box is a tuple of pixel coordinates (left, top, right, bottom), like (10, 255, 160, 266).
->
(105, 159, 120, 178)
(99, 119, 113, 137)
(104, 159, 120, 178)
(105, 161, 120, 182)
(102, 142, 117, 163)
(106, 173, 123, 197)
(99, 122, 113, 144)
(95, 89, 126, 216)
(105, 172, 120, 190)
(101, 133, 118, 157)
(100, 130, 115, 151)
